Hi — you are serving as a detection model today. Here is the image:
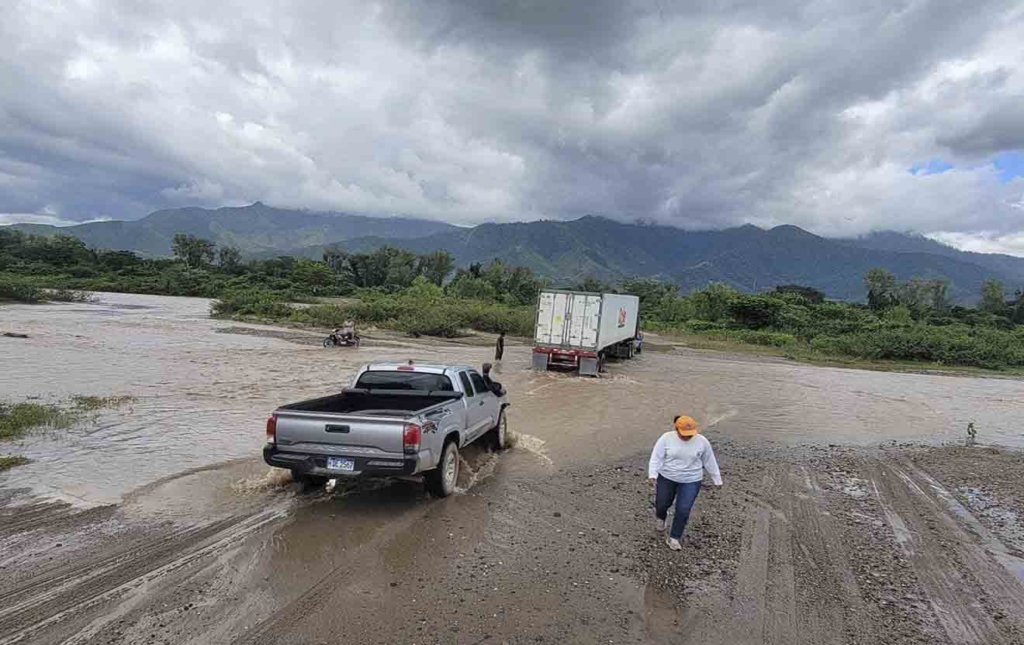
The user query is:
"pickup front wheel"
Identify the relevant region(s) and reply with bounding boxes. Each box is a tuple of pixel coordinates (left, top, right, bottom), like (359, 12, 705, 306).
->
(490, 409, 510, 451)
(426, 440, 459, 498)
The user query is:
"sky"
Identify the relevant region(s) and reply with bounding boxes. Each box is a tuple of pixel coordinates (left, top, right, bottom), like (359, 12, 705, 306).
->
(1, 1, 1023, 255)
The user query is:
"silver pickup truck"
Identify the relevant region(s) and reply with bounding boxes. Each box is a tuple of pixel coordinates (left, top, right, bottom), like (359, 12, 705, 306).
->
(263, 361, 510, 497)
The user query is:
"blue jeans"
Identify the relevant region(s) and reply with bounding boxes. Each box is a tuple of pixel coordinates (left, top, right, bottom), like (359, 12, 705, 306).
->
(655, 476, 702, 540)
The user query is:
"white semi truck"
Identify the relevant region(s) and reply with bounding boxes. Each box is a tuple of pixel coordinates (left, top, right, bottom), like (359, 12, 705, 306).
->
(532, 290, 641, 376)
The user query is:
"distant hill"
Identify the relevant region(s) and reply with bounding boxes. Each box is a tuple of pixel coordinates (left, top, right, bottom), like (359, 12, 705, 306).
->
(7, 203, 457, 256)
(840, 231, 1024, 282)
(7, 206, 1021, 303)
(299, 217, 1023, 303)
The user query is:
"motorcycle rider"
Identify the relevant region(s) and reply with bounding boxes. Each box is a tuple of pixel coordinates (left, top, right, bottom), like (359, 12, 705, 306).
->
(331, 319, 356, 344)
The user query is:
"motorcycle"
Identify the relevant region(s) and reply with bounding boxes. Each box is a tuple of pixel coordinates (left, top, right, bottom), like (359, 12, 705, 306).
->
(323, 331, 361, 348)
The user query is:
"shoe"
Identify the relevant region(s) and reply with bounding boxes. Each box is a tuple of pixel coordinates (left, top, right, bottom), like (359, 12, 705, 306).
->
(655, 518, 666, 531)
(666, 537, 682, 551)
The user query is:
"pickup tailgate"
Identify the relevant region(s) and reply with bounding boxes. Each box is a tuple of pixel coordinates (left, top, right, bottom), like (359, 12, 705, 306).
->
(274, 411, 406, 457)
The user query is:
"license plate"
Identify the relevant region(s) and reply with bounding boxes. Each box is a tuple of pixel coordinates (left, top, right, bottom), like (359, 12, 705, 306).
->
(327, 457, 355, 472)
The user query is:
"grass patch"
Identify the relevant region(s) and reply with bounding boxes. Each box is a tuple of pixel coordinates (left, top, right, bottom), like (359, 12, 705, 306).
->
(0, 455, 29, 471)
(0, 396, 136, 441)
(0, 402, 78, 440)
(70, 395, 136, 411)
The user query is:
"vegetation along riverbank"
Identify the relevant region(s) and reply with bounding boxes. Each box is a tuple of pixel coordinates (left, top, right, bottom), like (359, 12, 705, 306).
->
(0, 395, 135, 470)
(2, 227, 1022, 371)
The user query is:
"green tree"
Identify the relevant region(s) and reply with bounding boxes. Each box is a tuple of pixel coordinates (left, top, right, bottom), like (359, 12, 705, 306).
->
(218, 246, 242, 273)
(323, 246, 346, 273)
(729, 294, 784, 329)
(974, 280, 1007, 315)
(979, 279, 1007, 314)
(293, 260, 333, 294)
(620, 278, 678, 307)
(1012, 297, 1024, 324)
(503, 266, 543, 306)
(172, 233, 216, 270)
(773, 284, 826, 305)
(864, 268, 897, 311)
(928, 279, 951, 313)
(417, 251, 456, 286)
(406, 275, 444, 301)
(447, 274, 498, 301)
(691, 282, 737, 322)
(573, 277, 611, 293)
(384, 248, 420, 289)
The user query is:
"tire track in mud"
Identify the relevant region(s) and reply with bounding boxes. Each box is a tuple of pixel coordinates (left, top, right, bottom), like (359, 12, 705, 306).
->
(677, 460, 892, 645)
(0, 508, 287, 645)
(865, 459, 1024, 644)
(232, 499, 436, 645)
(0, 498, 116, 538)
(783, 464, 878, 645)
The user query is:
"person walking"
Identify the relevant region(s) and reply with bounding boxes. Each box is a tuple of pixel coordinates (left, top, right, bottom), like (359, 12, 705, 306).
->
(648, 415, 722, 551)
(495, 331, 506, 361)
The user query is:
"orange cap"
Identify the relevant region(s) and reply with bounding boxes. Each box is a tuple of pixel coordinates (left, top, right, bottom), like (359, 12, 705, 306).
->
(674, 415, 699, 436)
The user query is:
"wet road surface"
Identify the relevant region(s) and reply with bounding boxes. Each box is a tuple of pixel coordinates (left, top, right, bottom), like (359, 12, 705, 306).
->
(2, 293, 1024, 644)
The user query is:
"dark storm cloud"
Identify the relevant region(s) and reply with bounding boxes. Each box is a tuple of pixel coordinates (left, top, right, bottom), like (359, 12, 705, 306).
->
(1, 0, 1022, 251)
(938, 97, 1024, 155)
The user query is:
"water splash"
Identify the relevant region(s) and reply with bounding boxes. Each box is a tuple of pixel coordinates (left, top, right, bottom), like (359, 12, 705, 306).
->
(231, 467, 293, 494)
(514, 432, 554, 466)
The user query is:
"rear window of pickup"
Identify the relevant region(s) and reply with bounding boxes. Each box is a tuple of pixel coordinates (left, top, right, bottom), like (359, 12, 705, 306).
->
(355, 370, 454, 391)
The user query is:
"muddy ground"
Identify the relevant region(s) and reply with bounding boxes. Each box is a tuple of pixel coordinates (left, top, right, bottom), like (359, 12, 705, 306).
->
(2, 294, 1024, 644)
(5, 441, 1024, 644)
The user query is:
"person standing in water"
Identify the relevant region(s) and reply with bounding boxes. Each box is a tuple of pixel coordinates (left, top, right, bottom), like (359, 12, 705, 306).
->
(495, 331, 506, 361)
(648, 415, 722, 551)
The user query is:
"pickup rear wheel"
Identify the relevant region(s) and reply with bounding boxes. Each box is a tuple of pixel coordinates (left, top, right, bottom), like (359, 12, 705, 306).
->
(426, 440, 459, 498)
(292, 471, 328, 491)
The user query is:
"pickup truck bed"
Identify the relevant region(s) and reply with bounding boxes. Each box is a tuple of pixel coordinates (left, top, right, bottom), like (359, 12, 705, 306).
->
(280, 389, 462, 416)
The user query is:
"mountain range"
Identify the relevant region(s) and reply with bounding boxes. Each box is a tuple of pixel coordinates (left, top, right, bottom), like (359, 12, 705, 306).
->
(326, 218, 1024, 302)
(8, 204, 1023, 303)
(8, 203, 457, 257)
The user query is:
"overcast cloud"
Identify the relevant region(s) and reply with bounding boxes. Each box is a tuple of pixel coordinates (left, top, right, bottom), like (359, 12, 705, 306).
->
(2, 0, 1023, 253)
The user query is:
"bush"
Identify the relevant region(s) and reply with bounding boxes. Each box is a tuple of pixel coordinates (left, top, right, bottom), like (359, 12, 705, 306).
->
(211, 290, 294, 318)
(728, 294, 785, 329)
(730, 330, 798, 347)
(44, 288, 95, 303)
(397, 307, 465, 338)
(809, 324, 1024, 369)
(0, 278, 44, 303)
(684, 320, 727, 333)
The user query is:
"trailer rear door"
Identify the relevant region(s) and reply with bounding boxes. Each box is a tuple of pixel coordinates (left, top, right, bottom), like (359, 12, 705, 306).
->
(535, 290, 601, 351)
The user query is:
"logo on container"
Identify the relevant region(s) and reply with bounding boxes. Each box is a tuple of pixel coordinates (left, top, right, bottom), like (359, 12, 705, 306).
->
(618, 308, 627, 328)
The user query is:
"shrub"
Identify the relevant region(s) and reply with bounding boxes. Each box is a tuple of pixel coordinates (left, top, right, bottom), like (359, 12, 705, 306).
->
(44, 288, 95, 303)
(211, 290, 294, 318)
(0, 278, 44, 303)
(728, 294, 785, 329)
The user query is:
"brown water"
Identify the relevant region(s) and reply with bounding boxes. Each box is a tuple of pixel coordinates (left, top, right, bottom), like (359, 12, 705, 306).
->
(1, 292, 1021, 507)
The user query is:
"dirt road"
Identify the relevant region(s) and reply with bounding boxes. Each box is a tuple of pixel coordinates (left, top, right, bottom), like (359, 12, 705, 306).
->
(2, 294, 1024, 644)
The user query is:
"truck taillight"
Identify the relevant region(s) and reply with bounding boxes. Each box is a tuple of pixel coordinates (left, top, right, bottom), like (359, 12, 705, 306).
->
(403, 423, 421, 454)
(266, 416, 277, 443)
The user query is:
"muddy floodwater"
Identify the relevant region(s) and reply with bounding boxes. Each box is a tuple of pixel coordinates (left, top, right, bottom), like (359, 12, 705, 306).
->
(1, 293, 1020, 506)
(2, 293, 1023, 645)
